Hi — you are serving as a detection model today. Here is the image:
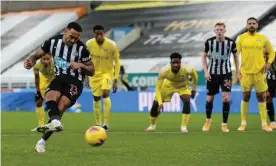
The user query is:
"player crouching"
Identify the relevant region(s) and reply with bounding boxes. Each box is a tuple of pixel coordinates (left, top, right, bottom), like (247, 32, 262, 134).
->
(145, 53, 198, 133)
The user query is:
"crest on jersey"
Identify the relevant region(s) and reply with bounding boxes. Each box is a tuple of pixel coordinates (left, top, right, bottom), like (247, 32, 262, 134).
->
(180, 75, 185, 81)
(104, 49, 108, 53)
(257, 39, 261, 42)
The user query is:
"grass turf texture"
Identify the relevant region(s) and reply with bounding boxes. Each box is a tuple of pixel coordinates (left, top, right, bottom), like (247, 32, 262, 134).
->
(2, 112, 276, 166)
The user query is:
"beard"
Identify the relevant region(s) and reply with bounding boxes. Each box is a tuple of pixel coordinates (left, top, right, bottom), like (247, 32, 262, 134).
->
(248, 27, 256, 33)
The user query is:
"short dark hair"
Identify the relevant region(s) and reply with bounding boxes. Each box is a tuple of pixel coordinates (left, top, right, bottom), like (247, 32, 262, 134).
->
(67, 22, 82, 32)
(170, 52, 182, 60)
(93, 25, 104, 32)
(247, 17, 258, 23)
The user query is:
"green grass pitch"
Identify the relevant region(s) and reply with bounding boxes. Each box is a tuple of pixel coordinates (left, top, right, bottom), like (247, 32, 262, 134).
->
(1, 112, 276, 166)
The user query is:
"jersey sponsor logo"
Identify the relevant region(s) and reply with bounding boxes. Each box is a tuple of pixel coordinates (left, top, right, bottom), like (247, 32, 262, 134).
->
(95, 56, 109, 60)
(210, 51, 229, 60)
(54, 57, 69, 70)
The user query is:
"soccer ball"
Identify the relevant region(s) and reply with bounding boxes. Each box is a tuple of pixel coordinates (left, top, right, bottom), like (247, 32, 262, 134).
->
(85, 126, 107, 147)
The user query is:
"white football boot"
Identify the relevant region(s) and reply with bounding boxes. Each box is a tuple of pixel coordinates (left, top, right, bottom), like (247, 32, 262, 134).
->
(33, 119, 63, 133)
(144, 125, 156, 132)
(35, 140, 46, 153)
(180, 126, 188, 133)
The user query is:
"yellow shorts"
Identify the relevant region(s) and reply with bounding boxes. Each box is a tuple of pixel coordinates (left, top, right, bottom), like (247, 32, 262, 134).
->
(240, 72, 268, 93)
(39, 73, 52, 98)
(90, 74, 112, 97)
(154, 82, 191, 102)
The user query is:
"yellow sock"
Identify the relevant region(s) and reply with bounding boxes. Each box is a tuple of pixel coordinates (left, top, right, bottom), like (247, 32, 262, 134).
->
(258, 102, 267, 125)
(93, 100, 102, 124)
(241, 100, 248, 124)
(181, 113, 190, 126)
(36, 107, 45, 126)
(150, 116, 158, 125)
(103, 97, 111, 125)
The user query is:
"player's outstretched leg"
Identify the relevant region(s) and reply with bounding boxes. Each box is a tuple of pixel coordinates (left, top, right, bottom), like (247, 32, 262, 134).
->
(145, 101, 160, 132)
(203, 96, 213, 131)
(35, 123, 54, 153)
(238, 92, 250, 131)
(266, 92, 276, 130)
(180, 94, 191, 133)
(221, 92, 230, 132)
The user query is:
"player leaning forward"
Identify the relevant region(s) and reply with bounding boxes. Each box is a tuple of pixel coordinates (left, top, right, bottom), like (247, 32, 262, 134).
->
(236, 17, 275, 132)
(24, 22, 95, 152)
(145, 52, 198, 133)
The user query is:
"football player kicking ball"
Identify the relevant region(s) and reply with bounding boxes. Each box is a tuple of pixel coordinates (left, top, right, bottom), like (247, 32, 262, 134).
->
(32, 54, 54, 127)
(24, 22, 95, 152)
(145, 52, 198, 133)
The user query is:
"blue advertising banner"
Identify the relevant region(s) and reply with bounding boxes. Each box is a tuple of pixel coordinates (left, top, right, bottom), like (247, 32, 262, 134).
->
(1, 86, 275, 114)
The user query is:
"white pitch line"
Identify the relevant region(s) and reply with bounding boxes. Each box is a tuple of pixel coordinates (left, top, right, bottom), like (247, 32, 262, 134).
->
(2, 130, 274, 137)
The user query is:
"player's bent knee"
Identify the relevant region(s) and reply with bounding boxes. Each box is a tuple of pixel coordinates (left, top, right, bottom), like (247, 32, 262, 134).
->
(36, 101, 43, 107)
(45, 90, 61, 102)
(93, 96, 101, 102)
(222, 93, 230, 102)
(266, 93, 272, 102)
(150, 101, 159, 117)
(180, 94, 190, 102)
(207, 95, 214, 103)
(102, 90, 110, 98)
(256, 92, 266, 102)
(242, 93, 251, 102)
(222, 96, 230, 103)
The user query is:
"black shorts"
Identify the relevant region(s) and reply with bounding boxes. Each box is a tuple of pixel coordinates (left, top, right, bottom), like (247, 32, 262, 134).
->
(207, 74, 232, 96)
(45, 74, 83, 106)
(267, 79, 276, 98)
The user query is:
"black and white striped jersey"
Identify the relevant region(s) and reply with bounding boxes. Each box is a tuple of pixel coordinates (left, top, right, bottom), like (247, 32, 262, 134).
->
(41, 34, 91, 82)
(267, 57, 276, 80)
(203, 36, 237, 75)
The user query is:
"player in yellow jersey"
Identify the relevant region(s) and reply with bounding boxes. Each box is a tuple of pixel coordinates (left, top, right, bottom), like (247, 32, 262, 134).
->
(144, 52, 198, 133)
(32, 54, 54, 127)
(86, 25, 121, 131)
(236, 17, 275, 132)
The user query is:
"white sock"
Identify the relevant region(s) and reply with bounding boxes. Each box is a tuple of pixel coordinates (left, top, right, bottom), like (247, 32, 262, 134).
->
(262, 122, 268, 127)
(271, 121, 276, 125)
(241, 122, 247, 125)
(38, 138, 46, 144)
(206, 119, 212, 121)
(96, 123, 102, 126)
(222, 123, 227, 126)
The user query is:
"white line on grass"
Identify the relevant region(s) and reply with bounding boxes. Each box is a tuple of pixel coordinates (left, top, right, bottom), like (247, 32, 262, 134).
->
(2, 130, 273, 137)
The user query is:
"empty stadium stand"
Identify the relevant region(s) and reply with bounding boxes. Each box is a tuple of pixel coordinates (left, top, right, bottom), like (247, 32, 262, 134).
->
(2, 1, 276, 89)
(1, 7, 86, 73)
(260, 20, 276, 50)
(120, 1, 276, 58)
